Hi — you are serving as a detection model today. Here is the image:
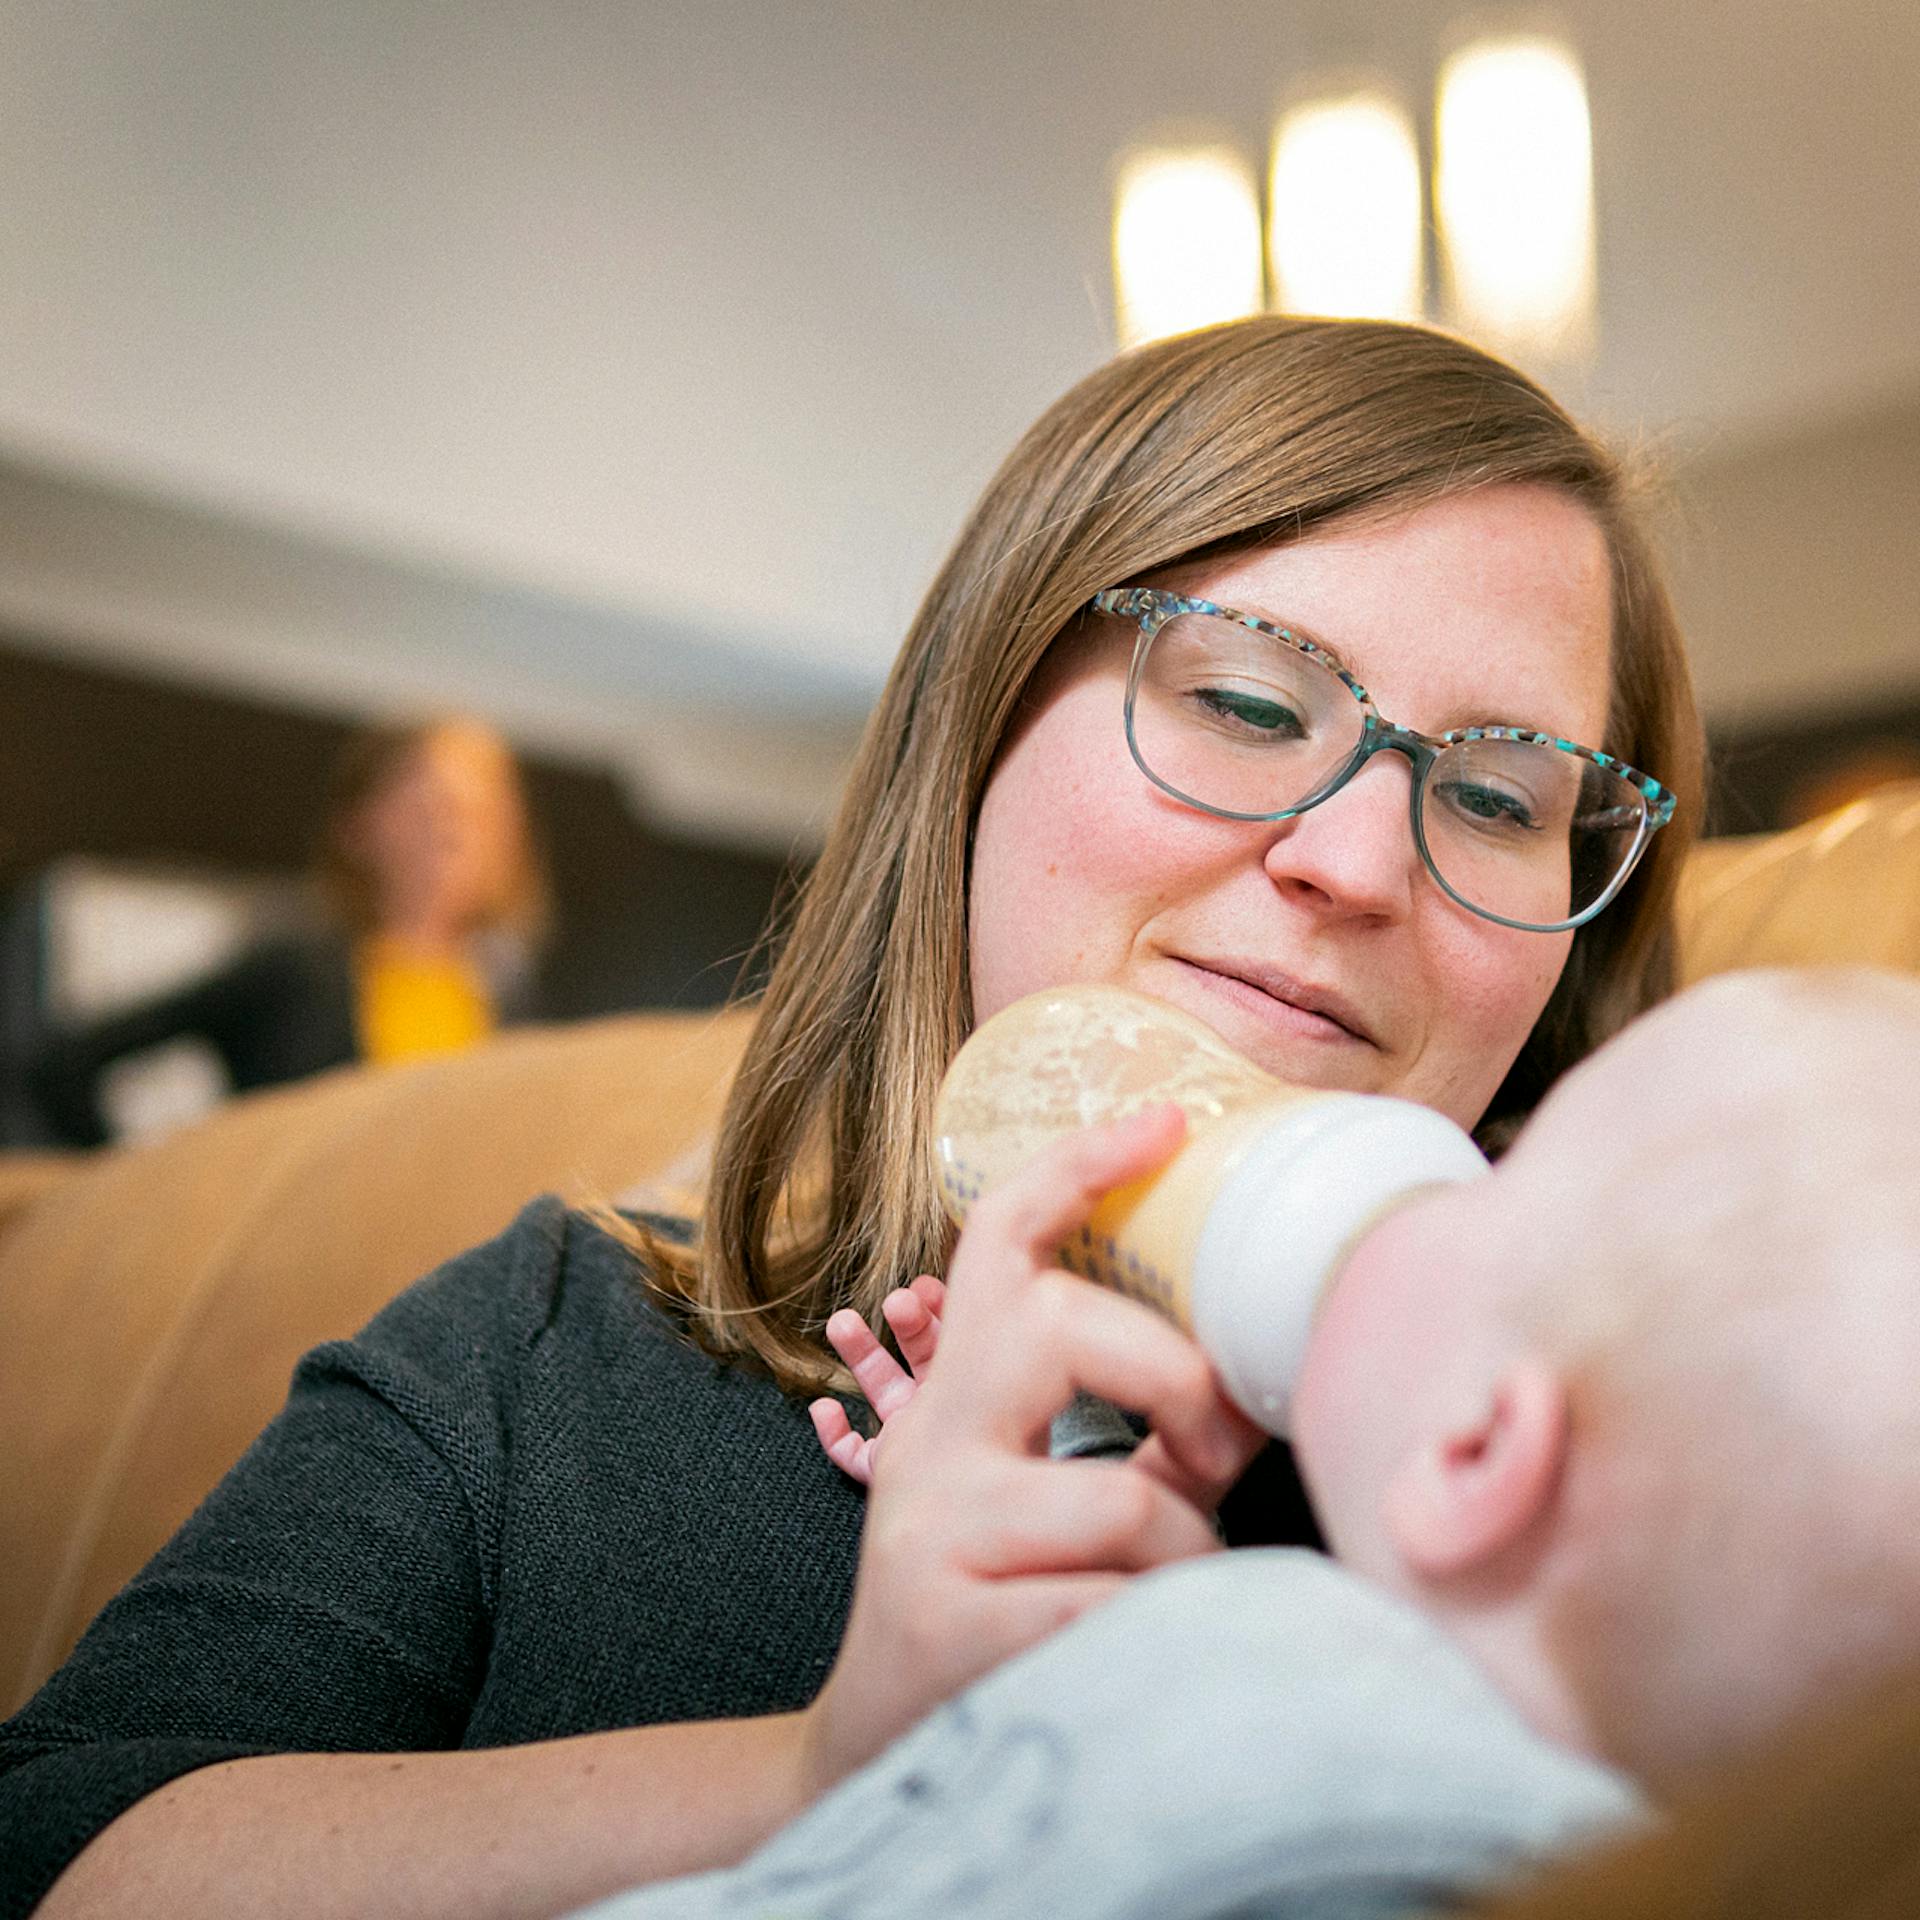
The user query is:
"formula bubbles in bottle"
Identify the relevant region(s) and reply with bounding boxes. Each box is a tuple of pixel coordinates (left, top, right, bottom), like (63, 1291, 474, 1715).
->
(931, 984, 1488, 1433)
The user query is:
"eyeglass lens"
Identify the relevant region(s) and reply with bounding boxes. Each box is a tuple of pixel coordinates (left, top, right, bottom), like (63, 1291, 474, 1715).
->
(1128, 611, 1647, 929)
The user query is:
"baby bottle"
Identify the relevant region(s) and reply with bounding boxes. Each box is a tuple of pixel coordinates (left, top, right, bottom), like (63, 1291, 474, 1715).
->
(931, 984, 1488, 1434)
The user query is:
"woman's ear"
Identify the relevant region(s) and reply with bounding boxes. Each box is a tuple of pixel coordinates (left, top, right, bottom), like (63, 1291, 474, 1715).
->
(1379, 1359, 1568, 1582)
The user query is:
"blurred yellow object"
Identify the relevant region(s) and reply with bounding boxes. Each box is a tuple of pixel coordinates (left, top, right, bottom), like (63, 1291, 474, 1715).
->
(353, 937, 495, 1065)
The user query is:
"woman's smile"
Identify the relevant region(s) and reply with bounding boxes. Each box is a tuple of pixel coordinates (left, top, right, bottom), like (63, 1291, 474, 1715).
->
(1163, 954, 1380, 1050)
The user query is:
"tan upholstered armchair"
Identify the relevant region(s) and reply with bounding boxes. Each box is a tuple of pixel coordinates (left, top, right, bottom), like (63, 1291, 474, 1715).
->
(3, 782, 1918, 1725)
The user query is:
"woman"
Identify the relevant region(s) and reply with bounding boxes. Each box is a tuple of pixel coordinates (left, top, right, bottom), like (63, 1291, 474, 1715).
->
(0, 317, 1702, 1919)
(30, 716, 547, 1146)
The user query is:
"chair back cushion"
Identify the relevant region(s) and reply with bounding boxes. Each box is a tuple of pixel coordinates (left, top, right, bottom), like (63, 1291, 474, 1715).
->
(0, 1007, 754, 1711)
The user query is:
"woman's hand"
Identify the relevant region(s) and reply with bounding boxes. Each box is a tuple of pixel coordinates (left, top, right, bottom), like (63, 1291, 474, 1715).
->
(797, 1105, 1266, 1797)
(810, 1276, 946, 1486)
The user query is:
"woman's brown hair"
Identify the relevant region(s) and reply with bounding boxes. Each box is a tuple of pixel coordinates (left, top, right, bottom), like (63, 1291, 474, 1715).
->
(634, 315, 1706, 1395)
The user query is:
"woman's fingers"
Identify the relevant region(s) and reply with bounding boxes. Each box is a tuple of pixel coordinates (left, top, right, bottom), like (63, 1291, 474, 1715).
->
(919, 1101, 1197, 1450)
(1127, 1419, 1267, 1514)
(959, 1454, 1225, 1577)
(892, 1101, 1248, 1486)
(951, 1104, 1187, 1301)
(930, 1268, 1248, 1492)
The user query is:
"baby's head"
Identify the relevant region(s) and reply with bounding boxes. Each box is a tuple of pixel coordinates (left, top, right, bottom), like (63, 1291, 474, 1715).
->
(1292, 967, 1920, 1795)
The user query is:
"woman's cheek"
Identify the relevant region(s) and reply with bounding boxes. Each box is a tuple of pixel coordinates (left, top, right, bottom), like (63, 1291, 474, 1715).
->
(1427, 924, 1573, 1122)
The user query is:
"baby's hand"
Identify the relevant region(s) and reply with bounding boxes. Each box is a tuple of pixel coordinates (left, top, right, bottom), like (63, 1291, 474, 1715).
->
(809, 1275, 946, 1486)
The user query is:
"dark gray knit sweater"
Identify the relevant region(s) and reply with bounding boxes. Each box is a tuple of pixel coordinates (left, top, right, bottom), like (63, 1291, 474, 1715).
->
(0, 1197, 1316, 1917)
(0, 1199, 869, 1915)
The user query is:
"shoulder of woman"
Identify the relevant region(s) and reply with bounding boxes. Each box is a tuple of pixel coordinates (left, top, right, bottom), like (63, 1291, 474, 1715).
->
(333, 1198, 705, 1390)
(294, 1197, 570, 1409)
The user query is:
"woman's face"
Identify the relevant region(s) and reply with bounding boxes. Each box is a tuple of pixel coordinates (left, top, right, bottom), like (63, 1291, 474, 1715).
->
(967, 485, 1615, 1130)
(356, 724, 528, 934)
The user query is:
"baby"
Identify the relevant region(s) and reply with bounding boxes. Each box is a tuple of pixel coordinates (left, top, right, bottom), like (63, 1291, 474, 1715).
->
(578, 966, 1920, 1920)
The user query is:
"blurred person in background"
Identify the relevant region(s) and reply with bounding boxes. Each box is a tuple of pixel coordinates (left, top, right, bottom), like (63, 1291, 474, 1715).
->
(30, 715, 548, 1147)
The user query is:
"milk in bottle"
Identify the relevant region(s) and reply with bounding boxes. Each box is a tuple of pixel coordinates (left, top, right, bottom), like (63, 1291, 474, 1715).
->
(931, 984, 1487, 1432)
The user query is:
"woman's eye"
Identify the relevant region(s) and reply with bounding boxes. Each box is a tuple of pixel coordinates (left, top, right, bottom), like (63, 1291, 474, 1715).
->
(1436, 779, 1541, 832)
(1192, 686, 1306, 737)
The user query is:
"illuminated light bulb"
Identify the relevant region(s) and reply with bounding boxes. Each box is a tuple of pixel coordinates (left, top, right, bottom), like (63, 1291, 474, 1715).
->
(1268, 88, 1424, 321)
(1112, 144, 1265, 350)
(1436, 35, 1597, 358)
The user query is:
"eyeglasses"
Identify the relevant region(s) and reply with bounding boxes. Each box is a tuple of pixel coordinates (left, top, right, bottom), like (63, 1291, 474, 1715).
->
(1090, 587, 1677, 934)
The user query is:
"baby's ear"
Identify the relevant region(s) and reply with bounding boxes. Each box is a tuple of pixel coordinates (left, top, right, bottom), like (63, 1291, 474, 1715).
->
(1380, 1359, 1568, 1582)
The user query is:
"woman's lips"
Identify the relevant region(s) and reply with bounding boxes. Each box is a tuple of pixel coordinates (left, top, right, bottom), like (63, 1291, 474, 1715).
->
(1172, 956, 1379, 1048)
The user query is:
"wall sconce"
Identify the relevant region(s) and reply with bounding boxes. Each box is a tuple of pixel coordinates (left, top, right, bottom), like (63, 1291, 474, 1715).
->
(1268, 84, 1424, 323)
(1111, 142, 1265, 351)
(1110, 30, 1596, 365)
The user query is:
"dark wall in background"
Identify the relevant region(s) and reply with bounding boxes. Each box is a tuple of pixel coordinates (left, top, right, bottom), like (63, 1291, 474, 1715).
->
(0, 639, 799, 1017)
(1706, 699, 1920, 836)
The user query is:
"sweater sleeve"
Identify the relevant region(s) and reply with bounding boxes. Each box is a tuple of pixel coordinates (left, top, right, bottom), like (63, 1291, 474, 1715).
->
(26, 943, 297, 1147)
(0, 1198, 569, 1920)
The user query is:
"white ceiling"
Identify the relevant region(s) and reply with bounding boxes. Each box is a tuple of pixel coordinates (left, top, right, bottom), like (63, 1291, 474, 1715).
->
(2, 0, 1917, 840)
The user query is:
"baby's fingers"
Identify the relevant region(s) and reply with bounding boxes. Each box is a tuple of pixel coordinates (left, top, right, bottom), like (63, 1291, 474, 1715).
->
(809, 1397, 876, 1487)
(882, 1276, 944, 1376)
(825, 1307, 919, 1424)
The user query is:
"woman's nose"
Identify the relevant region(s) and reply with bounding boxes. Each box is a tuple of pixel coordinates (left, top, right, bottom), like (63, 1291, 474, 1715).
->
(1259, 753, 1420, 920)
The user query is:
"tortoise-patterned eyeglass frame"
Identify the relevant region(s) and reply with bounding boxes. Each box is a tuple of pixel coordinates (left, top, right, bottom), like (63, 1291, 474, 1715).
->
(1089, 586, 1678, 934)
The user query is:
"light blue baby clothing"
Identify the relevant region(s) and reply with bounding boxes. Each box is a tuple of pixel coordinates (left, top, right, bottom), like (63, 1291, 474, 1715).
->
(572, 1550, 1643, 1920)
